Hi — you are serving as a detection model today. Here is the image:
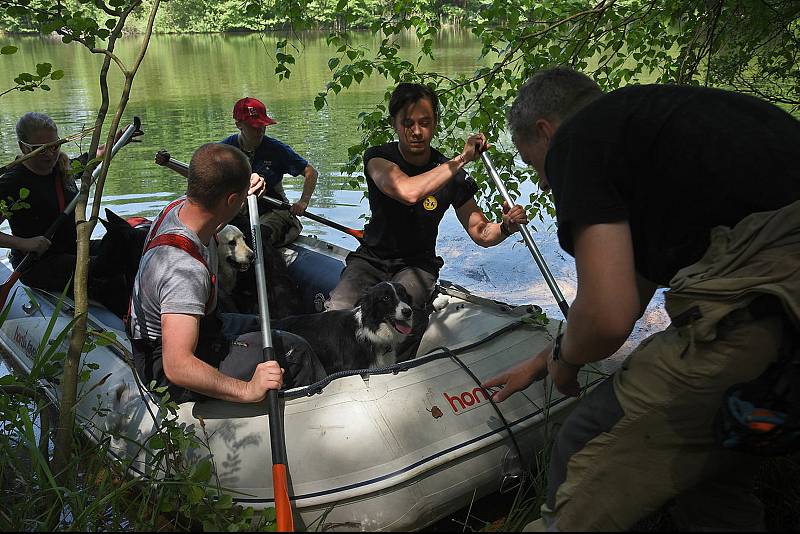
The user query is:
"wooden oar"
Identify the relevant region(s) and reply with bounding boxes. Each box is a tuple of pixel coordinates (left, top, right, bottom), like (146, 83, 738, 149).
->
(156, 153, 365, 242)
(247, 194, 294, 532)
(480, 150, 570, 318)
(0, 117, 142, 309)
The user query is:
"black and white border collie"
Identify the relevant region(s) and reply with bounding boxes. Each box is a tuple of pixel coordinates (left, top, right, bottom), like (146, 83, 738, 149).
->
(275, 281, 414, 374)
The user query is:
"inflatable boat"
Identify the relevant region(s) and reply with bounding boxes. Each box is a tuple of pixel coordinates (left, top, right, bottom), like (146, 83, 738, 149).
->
(0, 235, 617, 531)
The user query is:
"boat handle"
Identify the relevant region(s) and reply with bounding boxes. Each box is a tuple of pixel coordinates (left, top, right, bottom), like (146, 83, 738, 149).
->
(22, 300, 37, 315)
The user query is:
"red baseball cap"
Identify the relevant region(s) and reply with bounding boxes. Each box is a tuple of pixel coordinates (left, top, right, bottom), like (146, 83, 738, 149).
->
(233, 97, 277, 127)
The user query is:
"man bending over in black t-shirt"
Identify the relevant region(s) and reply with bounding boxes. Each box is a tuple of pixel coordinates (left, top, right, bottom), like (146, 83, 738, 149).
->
(483, 67, 800, 531)
(327, 83, 529, 359)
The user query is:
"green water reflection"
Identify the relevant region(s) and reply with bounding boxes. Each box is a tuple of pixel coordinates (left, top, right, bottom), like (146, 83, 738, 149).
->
(0, 30, 486, 216)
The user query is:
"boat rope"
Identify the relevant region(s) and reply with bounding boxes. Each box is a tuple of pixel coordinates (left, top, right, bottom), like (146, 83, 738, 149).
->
(279, 316, 537, 400)
(433, 345, 528, 475)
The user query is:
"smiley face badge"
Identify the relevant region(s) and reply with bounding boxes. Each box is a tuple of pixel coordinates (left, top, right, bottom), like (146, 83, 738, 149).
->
(422, 195, 438, 211)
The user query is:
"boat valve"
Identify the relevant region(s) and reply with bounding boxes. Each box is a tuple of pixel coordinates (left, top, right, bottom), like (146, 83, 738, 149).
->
(22, 300, 38, 316)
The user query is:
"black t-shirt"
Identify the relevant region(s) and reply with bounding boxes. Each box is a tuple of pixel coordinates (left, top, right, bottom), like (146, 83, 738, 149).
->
(546, 84, 800, 286)
(361, 141, 478, 272)
(0, 160, 79, 265)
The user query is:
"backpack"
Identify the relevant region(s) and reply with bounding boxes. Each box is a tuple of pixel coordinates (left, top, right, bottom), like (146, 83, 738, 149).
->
(715, 325, 800, 456)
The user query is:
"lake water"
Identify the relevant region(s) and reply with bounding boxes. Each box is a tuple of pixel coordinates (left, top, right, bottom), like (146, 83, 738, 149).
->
(0, 30, 668, 367)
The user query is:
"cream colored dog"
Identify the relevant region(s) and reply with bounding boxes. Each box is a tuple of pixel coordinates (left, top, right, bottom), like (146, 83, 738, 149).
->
(217, 224, 254, 295)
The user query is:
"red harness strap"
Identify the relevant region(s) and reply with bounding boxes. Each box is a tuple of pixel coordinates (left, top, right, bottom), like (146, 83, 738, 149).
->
(148, 198, 184, 237)
(125, 216, 151, 229)
(124, 199, 217, 334)
(53, 172, 65, 211)
(142, 233, 217, 313)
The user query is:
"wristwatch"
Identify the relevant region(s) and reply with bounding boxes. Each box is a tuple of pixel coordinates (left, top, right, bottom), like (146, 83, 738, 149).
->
(551, 332, 582, 370)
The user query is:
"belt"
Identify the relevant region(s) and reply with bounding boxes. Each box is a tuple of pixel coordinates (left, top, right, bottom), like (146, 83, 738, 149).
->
(672, 294, 785, 329)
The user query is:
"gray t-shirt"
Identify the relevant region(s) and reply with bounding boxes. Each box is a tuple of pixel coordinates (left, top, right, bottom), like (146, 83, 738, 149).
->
(129, 200, 218, 340)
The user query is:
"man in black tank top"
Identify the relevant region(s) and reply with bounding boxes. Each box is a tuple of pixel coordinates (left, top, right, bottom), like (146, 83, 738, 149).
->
(327, 83, 529, 358)
(484, 67, 800, 531)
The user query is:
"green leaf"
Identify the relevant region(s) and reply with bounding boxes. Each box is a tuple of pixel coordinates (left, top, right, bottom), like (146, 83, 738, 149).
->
(149, 434, 165, 450)
(18, 188, 29, 200)
(214, 493, 233, 510)
(191, 459, 213, 483)
(40, 84, 50, 91)
(262, 507, 277, 522)
(328, 57, 340, 71)
(0, 374, 17, 385)
(50, 69, 64, 80)
(186, 485, 204, 504)
(1, 46, 18, 55)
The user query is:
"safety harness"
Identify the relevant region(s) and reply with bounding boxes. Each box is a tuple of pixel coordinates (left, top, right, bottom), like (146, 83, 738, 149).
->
(124, 198, 216, 334)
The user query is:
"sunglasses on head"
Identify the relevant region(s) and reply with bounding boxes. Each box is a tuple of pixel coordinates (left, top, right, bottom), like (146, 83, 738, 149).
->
(20, 140, 59, 153)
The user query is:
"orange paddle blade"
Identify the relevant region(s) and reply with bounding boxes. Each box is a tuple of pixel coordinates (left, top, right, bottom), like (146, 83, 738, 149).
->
(272, 464, 294, 532)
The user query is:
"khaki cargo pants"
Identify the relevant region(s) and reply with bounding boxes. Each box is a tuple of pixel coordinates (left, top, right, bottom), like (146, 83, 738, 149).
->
(539, 311, 784, 531)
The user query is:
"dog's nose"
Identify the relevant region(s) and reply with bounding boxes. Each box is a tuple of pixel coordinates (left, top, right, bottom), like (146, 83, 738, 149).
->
(401, 306, 412, 319)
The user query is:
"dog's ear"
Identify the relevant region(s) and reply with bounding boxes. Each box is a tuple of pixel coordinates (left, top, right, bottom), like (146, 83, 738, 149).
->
(354, 285, 372, 310)
(103, 208, 130, 231)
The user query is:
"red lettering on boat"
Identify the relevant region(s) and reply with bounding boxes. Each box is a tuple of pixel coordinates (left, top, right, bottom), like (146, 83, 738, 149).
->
(443, 386, 491, 415)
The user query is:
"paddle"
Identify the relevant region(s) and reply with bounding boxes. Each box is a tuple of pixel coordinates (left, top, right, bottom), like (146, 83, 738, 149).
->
(0, 117, 142, 309)
(155, 152, 365, 242)
(480, 150, 570, 318)
(247, 194, 294, 532)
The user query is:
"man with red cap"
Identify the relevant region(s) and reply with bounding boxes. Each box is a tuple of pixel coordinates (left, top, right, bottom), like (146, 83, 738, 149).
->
(220, 97, 319, 247)
(157, 97, 318, 248)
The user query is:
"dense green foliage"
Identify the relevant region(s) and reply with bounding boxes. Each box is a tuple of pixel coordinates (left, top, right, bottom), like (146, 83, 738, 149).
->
(279, 0, 799, 222)
(0, 0, 472, 33)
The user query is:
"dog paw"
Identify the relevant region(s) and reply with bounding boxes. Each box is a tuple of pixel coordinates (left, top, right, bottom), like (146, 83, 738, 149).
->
(432, 294, 450, 312)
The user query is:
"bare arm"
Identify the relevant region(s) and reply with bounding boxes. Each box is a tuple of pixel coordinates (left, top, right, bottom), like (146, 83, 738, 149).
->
(0, 230, 51, 255)
(161, 313, 283, 403)
(483, 221, 641, 400)
(290, 164, 319, 215)
(455, 199, 528, 248)
(368, 133, 486, 205)
(557, 221, 641, 365)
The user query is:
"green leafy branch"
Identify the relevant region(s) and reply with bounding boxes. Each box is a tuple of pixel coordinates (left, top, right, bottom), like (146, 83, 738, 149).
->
(0, 45, 64, 98)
